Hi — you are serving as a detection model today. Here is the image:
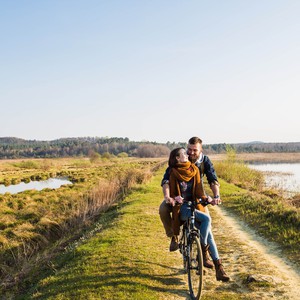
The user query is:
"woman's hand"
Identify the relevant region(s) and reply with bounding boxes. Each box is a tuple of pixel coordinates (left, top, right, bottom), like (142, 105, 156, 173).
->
(174, 195, 183, 204)
(165, 196, 175, 206)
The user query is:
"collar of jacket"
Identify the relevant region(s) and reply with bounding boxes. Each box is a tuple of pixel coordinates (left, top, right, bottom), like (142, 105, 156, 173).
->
(195, 152, 204, 166)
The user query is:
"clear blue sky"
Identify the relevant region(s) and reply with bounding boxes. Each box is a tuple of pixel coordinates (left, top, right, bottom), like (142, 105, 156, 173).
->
(1, 1, 299, 144)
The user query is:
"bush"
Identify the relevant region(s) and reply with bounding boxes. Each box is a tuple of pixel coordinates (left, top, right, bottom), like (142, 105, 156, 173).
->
(117, 152, 128, 158)
(89, 151, 101, 163)
(13, 161, 40, 169)
(214, 147, 264, 191)
(102, 152, 112, 159)
(136, 144, 170, 158)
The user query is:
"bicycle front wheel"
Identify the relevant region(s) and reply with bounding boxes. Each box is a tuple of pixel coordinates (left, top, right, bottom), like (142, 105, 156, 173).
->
(187, 235, 203, 300)
(179, 228, 188, 273)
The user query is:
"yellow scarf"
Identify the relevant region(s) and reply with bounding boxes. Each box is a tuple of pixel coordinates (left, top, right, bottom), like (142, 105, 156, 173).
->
(169, 161, 206, 201)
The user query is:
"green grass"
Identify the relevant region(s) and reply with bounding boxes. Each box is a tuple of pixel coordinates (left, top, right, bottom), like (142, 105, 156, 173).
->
(5, 162, 298, 299)
(213, 162, 300, 266)
(15, 169, 258, 300)
(0, 157, 166, 296)
(17, 169, 188, 299)
(214, 160, 264, 191)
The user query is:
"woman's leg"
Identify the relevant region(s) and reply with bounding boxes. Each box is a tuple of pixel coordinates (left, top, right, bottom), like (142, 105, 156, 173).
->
(159, 200, 173, 238)
(172, 204, 181, 236)
(180, 203, 190, 222)
(180, 205, 211, 245)
(194, 210, 211, 245)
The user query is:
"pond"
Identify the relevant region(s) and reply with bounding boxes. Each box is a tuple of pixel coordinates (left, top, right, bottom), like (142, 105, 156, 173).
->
(0, 178, 73, 195)
(249, 163, 300, 193)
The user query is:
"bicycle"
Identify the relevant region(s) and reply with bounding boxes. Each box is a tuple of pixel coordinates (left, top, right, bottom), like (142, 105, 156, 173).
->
(178, 201, 203, 300)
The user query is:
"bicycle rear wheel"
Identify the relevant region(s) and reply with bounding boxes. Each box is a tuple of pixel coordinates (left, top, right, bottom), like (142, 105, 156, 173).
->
(187, 235, 203, 300)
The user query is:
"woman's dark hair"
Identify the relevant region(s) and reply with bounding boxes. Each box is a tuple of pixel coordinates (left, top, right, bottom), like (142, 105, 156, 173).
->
(168, 147, 185, 167)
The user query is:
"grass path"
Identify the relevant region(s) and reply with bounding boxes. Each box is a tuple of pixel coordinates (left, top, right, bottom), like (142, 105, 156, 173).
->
(20, 169, 300, 299)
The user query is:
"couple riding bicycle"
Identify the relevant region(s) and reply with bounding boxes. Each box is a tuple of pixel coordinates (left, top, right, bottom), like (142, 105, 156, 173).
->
(159, 137, 230, 283)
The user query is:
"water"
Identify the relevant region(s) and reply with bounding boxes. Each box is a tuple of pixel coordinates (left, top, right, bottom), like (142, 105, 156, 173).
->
(249, 163, 300, 193)
(0, 178, 73, 195)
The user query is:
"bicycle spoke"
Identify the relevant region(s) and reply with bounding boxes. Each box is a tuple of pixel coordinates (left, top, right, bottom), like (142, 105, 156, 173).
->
(187, 235, 203, 300)
(179, 229, 188, 272)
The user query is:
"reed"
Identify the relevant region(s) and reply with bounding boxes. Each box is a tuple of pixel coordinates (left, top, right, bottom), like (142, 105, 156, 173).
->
(213, 150, 300, 265)
(214, 147, 264, 192)
(0, 157, 164, 293)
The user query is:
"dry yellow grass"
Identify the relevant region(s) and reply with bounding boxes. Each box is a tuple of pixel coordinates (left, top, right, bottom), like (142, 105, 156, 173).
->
(0, 157, 166, 295)
(209, 152, 300, 163)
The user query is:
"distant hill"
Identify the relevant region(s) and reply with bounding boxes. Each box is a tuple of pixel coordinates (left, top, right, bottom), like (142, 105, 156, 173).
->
(247, 141, 264, 144)
(0, 137, 300, 159)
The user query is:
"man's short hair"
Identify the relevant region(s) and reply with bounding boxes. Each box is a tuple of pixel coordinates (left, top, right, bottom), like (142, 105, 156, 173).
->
(188, 137, 203, 145)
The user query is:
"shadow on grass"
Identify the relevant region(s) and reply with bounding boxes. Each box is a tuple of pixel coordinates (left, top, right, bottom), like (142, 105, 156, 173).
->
(21, 259, 188, 299)
(17, 185, 190, 299)
(11, 190, 132, 299)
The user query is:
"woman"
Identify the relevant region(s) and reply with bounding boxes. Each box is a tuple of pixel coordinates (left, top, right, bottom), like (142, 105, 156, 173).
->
(168, 148, 211, 245)
(168, 147, 229, 282)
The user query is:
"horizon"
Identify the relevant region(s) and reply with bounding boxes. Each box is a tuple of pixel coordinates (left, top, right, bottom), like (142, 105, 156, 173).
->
(1, 1, 300, 144)
(1, 135, 299, 146)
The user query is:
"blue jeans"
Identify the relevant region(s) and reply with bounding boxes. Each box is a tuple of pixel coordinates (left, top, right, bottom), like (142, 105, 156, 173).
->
(206, 229, 219, 260)
(180, 202, 219, 260)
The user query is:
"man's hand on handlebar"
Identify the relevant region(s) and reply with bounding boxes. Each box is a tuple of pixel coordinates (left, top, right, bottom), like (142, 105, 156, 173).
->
(212, 195, 222, 205)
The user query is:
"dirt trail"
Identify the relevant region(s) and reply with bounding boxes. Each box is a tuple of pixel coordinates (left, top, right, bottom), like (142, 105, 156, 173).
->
(196, 205, 300, 299)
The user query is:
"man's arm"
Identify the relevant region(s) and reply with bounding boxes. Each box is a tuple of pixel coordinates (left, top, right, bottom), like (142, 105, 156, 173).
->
(203, 156, 221, 204)
(210, 182, 221, 204)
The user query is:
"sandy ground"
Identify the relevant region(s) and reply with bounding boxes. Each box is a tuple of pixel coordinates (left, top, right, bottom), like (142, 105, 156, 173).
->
(197, 205, 300, 299)
(162, 202, 300, 299)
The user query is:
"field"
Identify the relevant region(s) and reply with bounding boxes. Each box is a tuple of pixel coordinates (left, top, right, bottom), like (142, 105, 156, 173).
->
(0, 156, 166, 295)
(1, 153, 299, 299)
(210, 152, 300, 163)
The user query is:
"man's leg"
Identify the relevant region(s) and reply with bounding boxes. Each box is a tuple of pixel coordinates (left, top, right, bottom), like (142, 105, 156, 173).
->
(159, 200, 173, 237)
(208, 231, 230, 282)
(207, 231, 219, 261)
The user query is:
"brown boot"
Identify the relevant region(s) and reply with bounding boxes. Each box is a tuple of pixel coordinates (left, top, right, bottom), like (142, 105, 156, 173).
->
(213, 259, 230, 282)
(201, 244, 214, 268)
(169, 236, 179, 252)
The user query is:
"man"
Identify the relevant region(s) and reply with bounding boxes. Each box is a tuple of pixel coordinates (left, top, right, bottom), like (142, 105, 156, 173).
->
(159, 136, 230, 282)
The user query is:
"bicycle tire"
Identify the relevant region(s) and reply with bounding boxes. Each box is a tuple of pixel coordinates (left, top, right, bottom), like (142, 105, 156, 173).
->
(187, 234, 203, 300)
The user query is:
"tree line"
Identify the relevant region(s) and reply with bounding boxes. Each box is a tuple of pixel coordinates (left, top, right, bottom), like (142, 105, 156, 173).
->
(0, 137, 299, 159)
(205, 142, 300, 154)
(0, 137, 178, 159)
